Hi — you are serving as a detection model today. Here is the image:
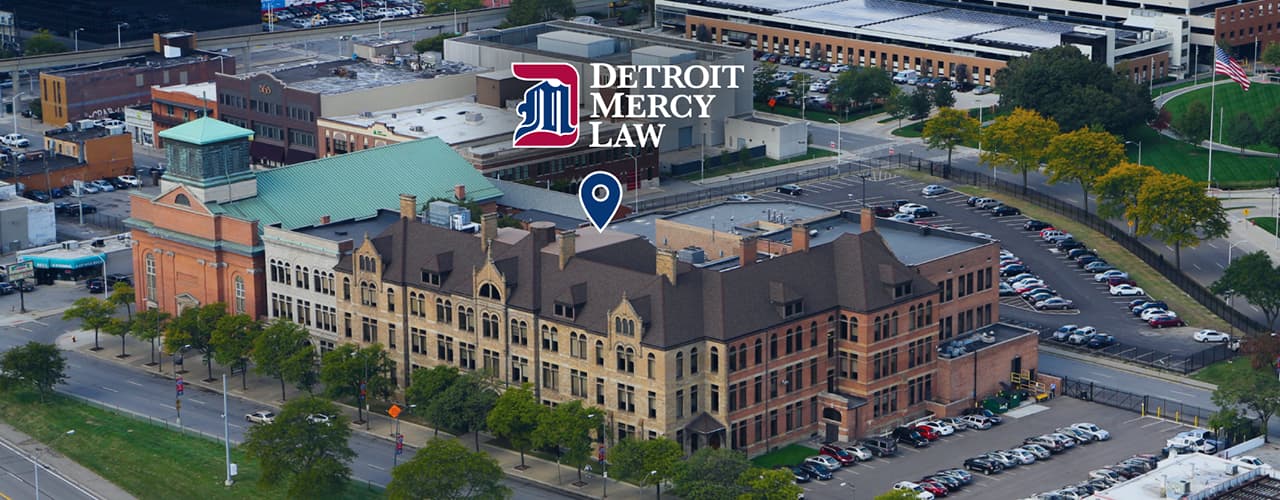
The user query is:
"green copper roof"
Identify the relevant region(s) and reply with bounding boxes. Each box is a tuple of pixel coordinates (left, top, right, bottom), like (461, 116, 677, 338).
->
(208, 138, 502, 230)
(158, 117, 254, 145)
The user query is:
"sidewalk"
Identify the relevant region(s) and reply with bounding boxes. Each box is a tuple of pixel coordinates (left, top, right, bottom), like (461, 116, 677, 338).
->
(0, 421, 136, 500)
(64, 331, 654, 499)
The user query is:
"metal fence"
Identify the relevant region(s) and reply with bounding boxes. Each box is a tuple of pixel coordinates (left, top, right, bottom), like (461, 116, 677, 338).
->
(1060, 377, 1218, 428)
(1037, 330, 1235, 374)
(60, 212, 128, 233)
(669, 145, 767, 177)
(888, 152, 1268, 337)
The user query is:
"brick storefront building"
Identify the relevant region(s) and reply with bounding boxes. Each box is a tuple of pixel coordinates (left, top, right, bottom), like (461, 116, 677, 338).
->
(151, 82, 218, 149)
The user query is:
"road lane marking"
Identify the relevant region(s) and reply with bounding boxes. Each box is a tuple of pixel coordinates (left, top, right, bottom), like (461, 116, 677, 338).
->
(189, 398, 207, 405)
(368, 464, 386, 471)
(127, 380, 143, 386)
(1140, 421, 1165, 428)
(98, 385, 119, 393)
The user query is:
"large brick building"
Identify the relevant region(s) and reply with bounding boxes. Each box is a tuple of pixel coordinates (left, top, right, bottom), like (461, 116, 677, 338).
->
(2, 127, 135, 191)
(126, 116, 502, 318)
(151, 82, 218, 149)
(322, 197, 1037, 455)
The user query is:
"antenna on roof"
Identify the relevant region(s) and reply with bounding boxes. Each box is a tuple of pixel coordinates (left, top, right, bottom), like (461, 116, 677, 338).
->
(201, 91, 208, 116)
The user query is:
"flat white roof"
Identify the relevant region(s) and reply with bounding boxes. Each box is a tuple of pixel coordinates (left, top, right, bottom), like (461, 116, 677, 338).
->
(1092, 452, 1263, 499)
(538, 30, 613, 45)
(155, 81, 217, 101)
(779, 0, 940, 28)
(323, 99, 520, 145)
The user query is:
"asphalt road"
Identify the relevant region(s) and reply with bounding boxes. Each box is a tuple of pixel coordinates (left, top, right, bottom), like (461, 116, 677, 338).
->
(1038, 353, 1215, 410)
(0, 314, 562, 499)
(0, 436, 95, 500)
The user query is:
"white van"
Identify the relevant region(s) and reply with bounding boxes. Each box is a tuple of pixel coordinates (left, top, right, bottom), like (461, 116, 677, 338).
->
(1166, 435, 1216, 453)
(893, 70, 919, 84)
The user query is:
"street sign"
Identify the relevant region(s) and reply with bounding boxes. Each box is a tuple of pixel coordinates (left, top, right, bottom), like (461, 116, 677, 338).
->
(395, 434, 404, 455)
(177, 377, 184, 396)
(4, 261, 33, 281)
(1244, 209, 1251, 216)
(829, 141, 836, 148)
(598, 445, 606, 462)
(889, 147, 896, 155)
(387, 404, 401, 419)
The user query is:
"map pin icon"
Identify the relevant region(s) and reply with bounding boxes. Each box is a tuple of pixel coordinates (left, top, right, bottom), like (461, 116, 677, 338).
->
(578, 171, 624, 233)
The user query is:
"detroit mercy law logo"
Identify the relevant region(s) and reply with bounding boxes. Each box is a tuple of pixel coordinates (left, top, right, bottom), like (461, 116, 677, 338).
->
(512, 63, 580, 148)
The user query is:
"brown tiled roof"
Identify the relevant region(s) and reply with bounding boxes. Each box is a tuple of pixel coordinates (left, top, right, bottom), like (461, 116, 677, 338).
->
(338, 220, 938, 349)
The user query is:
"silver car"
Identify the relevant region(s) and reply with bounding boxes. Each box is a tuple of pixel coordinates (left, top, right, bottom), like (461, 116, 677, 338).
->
(1020, 444, 1052, 459)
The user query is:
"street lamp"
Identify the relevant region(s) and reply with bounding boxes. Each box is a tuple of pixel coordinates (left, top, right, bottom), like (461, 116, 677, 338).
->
(116, 23, 129, 48)
(650, 470, 661, 499)
(72, 28, 84, 52)
(11, 92, 23, 136)
(828, 118, 842, 168)
(1125, 140, 1143, 165)
(588, 413, 608, 498)
(32, 429, 76, 500)
(857, 173, 869, 207)
(625, 151, 640, 210)
(349, 350, 370, 429)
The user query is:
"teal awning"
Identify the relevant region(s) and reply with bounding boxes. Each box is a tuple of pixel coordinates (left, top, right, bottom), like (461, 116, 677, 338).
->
(19, 254, 106, 270)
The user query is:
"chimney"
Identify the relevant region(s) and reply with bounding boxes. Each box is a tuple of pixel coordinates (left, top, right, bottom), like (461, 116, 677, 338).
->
(656, 249, 678, 285)
(320, 215, 331, 225)
(454, 184, 467, 201)
(399, 194, 417, 219)
(558, 230, 577, 270)
(860, 208, 875, 233)
(481, 212, 498, 251)
(529, 221, 556, 249)
(740, 236, 758, 267)
(791, 223, 809, 252)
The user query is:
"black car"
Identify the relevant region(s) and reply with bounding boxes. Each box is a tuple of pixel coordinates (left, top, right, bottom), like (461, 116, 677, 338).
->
(910, 208, 939, 218)
(60, 203, 97, 216)
(1067, 248, 1096, 260)
(1076, 255, 1102, 268)
(108, 177, 130, 189)
(963, 457, 1003, 474)
(24, 190, 50, 202)
(991, 205, 1021, 217)
(872, 206, 897, 217)
(784, 465, 811, 483)
(1000, 264, 1029, 276)
(1055, 238, 1083, 250)
(776, 184, 803, 196)
(1024, 220, 1051, 231)
(0, 282, 14, 295)
(50, 187, 66, 198)
(892, 427, 930, 448)
(797, 462, 833, 481)
(966, 196, 980, 207)
(106, 273, 133, 287)
(86, 278, 105, 293)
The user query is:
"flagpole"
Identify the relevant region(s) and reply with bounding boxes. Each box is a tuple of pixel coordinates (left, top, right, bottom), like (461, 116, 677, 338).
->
(1208, 68, 1216, 192)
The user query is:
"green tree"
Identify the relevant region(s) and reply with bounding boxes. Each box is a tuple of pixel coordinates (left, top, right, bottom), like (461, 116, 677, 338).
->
(406, 365, 461, 436)
(672, 447, 752, 500)
(738, 467, 805, 500)
(610, 437, 683, 491)
(1044, 127, 1125, 214)
(830, 67, 892, 117)
(430, 372, 498, 451)
(1209, 407, 1256, 446)
(1175, 100, 1211, 146)
(921, 107, 980, 177)
(253, 318, 316, 401)
(320, 343, 395, 422)
(244, 396, 355, 496)
(506, 0, 574, 26)
(1212, 367, 1280, 442)
(907, 88, 932, 119)
(874, 490, 920, 500)
(107, 282, 135, 323)
(130, 309, 170, 368)
(1231, 112, 1262, 151)
(1212, 251, 1280, 329)
(980, 107, 1059, 194)
(211, 314, 262, 390)
(994, 44, 1154, 134)
(695, 24, 711, 43)
(102, 318, 131, 358)
(413, 32, 460, 53)
(389, 438, 510, 500)
(789, 72, 812, 113)
(1263, 42, 1280, 68)
(62, 296, 116, 351)
(1095, 162, 1161, 230)
(486, 383, 545, 469)
(931, 84, 955, 109)
(164, 303, 226, 382)
(885, 86, 912, 128)
(23, 29, 67, 56)
(1132, 173, 1230, 268)
(1261, 109, 1280, 158)
(532, 399, 601, 483)
(753, 62, 779, 103)
(0, 342, 67, 402)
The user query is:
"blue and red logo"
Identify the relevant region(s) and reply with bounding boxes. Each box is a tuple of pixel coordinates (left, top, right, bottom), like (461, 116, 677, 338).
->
(512, 63, 580, 148)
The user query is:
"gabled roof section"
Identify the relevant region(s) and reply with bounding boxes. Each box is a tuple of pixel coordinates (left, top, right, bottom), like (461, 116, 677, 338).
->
(153, 184, 213, 214)
(208, 138, 502, 230)
(158, 117, 253, 145)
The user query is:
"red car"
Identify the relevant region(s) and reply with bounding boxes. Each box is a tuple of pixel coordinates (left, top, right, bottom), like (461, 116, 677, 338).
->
(919, 480, 950, 497)
(914, 425, 940, 441)
(819, 444, 859, 466)
(1148, 316, 1186, 328)
(873, 206, 896, 217)
(1107, 276, 1138, 288)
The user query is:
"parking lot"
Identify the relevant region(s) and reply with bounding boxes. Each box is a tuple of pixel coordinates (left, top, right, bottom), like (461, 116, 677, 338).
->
(798, 397, 1197, 499)
(745, 171, 1219, 358)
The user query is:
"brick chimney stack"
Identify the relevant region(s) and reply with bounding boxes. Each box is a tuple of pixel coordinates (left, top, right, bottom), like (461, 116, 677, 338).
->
(481, 213, 498, 252)
(656, 248, 678, 285)
(740, 236, 758, 267)
(558, 230, 577, 270)
(860, 208, 875, 233)
(399, 194, 417, 220)
(320, 215, 331, 225)
(454, 184, 467, 201)
(791, 223, 809, 252)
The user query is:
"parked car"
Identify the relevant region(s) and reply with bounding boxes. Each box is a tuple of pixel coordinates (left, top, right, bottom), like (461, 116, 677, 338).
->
(1036, 298, 1075, 310)
(819, 444, 859, 466)
(921, 420, 955, 436)
(0, 282, 14, 295)
(1067, 326, 1097, 344)
(1194, 330, 1230, 342)
(936, 468, 973, 485)
(959, 415, 992, 430)
(90, 179, 115, 192)
(1020, 287, 1056, 299)
(1051, 324, 1079, 342)
(893, 481, 936, 500)
(1020, 444, 1052, 459)
(983, 451, 1020, 468)
(1068, 248, 1096, 260)
(973, 85, 992, 95)
(861, 436, 898, 457)
(998, 283, 1017, 296)
(1233, 456, 1266, 467)
(1070, 423, 1111, 441)
(797, 462, 833, 481)
(727, 193, 754, 202)
(1024, 436, 1065, 453)
(963, 456, 1003, 474)
(1000, 264, 1030, 277)
(1024, 220, 1052, 231)
(1094, 270, 1128, 282)
(1026, 291, 1057, 303)
(1084, 261, 1114, 273)
(1053, 429, 1091, 446)
(78, 183, 100, 194)
(85, 278, 105, 293)
(890, 213, 916, 223)
(24, 190, 50, 202)
(776, 184, 803, 196)
(922, 475, 960, 492)
(1075, 255, 1102, 267)
(60, 203, 96, 215)
(1006, 272, 1037, 284)
(1, 133, 30, 147)
(1005, 448, 1037, 464)
(116, 175, 140, 187)
(246, 410, 276, 424)
(938, 417, 968, 432)
(784, 466, 811, 483)
(1149, 315, 1186, 328)
(917, 480, 949, 497)
(991, 205, 1021, 217)
(961, 407, 1003, 424)
(1056, 239, 1085, 250)
(1132, 301, 1168, 315)
(1110, 284, 1145, 296)
(106, 273, 133, 287)
(973, 197, 1000, 209)
(913, 425, 940, 441)
(844, 444, 874, 461)
(1086, 334, 1116, 348)
(892, 427, 930, 448)
(1107, 276, 1139, 288)
(50, 187, 65, 198)
(805, 455, 842, 470)
(921, 184, 947, 196)
(306, 413, 332, 425)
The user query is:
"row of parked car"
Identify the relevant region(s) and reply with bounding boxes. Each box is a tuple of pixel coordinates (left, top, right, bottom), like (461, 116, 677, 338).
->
(1025, 452, 1160, 499)
(752, 51, 851, 74)
(265, 0, 423, 28)
(999, 248, 1076, 311)
(23, 175, 139, 203)
(1049, 324, 1116, 349)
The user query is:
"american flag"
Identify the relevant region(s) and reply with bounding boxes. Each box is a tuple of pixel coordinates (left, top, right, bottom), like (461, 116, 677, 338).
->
(1215, 47, 1251, 91)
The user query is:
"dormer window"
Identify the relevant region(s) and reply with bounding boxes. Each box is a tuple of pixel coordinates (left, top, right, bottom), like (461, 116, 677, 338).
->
(554, 302, 576, 320)
(894, 283, 913, 299)
(783, 300, 804, 318)
(614, 317, 636, 337)
(358, 255, 377, 273)
(421, 270, 442, 286)
(479, 283, 502, 300)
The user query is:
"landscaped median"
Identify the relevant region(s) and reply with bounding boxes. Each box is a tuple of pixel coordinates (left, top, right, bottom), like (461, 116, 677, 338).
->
(0, 389, 383, 500)
(895, 169, 1231, 333)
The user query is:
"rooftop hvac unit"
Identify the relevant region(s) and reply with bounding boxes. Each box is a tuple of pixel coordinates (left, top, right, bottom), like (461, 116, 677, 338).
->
(410, 126, 424, 132)
(465, 112, 484, 125)
(979, 331, 996, 344)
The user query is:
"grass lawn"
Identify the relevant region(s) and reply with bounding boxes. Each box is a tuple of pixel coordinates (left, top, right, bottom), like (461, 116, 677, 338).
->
(893, 121, 980, 149)
(753, 101, 883, 123)
(1249, 217, 1279, 236)
(1162, 82, 1280, 153)
(676, 148, 837, 180)
(751, 444, 818, 468)
(1191, 358, 1255, 385)
(895, 169, 1231, 333)
(1125, 125, 1280, 189)
(1151, 79, 1206, 97)
(0, 390, 383, 500)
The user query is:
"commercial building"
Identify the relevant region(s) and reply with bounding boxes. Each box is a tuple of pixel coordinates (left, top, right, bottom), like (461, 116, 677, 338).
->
(124, 106, 154, 148)
(657, 0, 1185, 83)
(1, 125, 136, 192)
(126, 116, 502, 318)
(38, 32, 232, 126)
(1214, 0, 1280, 56)
(216, 60, 481, 166)
(16, 233, 132, 284)
(1089, 451, 1275, 499)
(0, 181, 55, 254)
(150, 81, 218, 149)
(445, 21, 755, 153)
(336, 194, 1033, 454)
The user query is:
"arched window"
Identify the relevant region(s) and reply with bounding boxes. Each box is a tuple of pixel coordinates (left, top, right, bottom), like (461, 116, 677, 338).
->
(675, 351, 685, 378)
(144, 253, 156, 300)
(234, 276, 245, 314)
(386, 287, 395, 312)
(784, 329, 794, 355)
(728, 346, 737, 371)
(754, 339, 762, 365)
(710, 347, 720, 373)
(873, 316, 882, 340)
(509, 319, 527, 345)
(925, 301, 933, 324)
(891, 311, 900, 336)
(570, 333, 580, 357)
(576, 333, 586, 359)
(647, 353, 656, 378)
(625, 347, 635, 373)
(541, 326, 558, 352)
(173, 193, 190, 206)
(408, 292, 419, 316)
(810, 321, 818, 347)
(690, 347, 699, 374)
(342, 277, 351, 301)
(908, 305, 917, 329)
(769, 333, 778, 358)
(614, 317, 622, 334)
(739, 343, 748, 369)
(596, 340, 605, 366)
(436, 298, 452, 324)
(479, 283, 502, 301)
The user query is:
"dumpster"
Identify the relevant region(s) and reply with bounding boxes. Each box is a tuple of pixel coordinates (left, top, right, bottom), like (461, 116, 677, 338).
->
(982, 397, 1010, 413)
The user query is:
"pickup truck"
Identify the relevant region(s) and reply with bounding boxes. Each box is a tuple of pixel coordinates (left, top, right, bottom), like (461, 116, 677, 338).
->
(1, 133, 29, 148)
